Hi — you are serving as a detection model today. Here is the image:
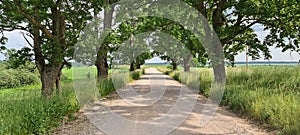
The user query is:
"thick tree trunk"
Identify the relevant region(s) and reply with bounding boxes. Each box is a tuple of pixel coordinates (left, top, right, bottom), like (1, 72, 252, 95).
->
(95, 53, 109, 79)
(40, 66, 60, 97)
(27, 2, 67, 98)
(171, 60, 177, 70)
(32, 26, 60, 98)
(211, 1, 226, 84)
(135, 58, 141, 69)
(95, 2, 114, 79)
(196, 1, 226, 84)
(136, 63, 141, 69)
(130, 61, 135, 71)
(183, 54, 193, 72)
(212, 61, 226, 83)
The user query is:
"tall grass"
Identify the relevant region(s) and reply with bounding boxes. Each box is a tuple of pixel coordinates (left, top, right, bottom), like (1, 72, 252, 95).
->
(0, 66, 144, 134)
(0, 85, 79, 134)
(158, 66, 300, 134)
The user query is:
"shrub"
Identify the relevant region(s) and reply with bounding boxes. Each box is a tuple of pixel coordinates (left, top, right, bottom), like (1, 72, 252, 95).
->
(0, 69, 39, 89)
(99, 78, 115, 97)
(17, 71, 40, 86)
(141, 68, 145, 75)
(0, 69, 21, 89)
(171, 71, 180, 82)
(130, 70, 141, 80)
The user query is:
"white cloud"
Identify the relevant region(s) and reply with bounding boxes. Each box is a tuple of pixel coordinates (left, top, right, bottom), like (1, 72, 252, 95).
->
(235, 24, 300, 61)
(0, 30, 32, 60)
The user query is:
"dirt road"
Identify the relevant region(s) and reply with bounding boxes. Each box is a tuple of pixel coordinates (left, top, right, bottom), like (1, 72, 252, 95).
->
(54, 68, 270, 135)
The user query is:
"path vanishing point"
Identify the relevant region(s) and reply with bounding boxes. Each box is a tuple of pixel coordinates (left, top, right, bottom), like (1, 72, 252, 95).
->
(54, 68, 270, 135)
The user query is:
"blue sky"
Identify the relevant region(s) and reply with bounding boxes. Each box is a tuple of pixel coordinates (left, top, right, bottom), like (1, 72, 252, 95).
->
(1, 24, 299, 62)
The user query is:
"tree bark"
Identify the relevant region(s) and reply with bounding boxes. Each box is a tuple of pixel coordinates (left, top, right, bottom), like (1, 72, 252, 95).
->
(55, 70, 62, 94)
(136, 63, 141, 69)
(41, 66, 60, 97)
(95, 2, 114, 79)
(32, 24, 61, 98)
(171, 59, 177, 70)
(195, 0, 226, 84)
(130, 61, 135, 71)
(95, 51, 109, 79)
(51, 5, 66, 95)
(211, 1, 226, 84)
(135, 58, 141, 69)
(183, 54, 193, 72)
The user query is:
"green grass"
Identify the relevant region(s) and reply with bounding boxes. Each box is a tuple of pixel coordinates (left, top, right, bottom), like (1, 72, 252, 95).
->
(0, 66, 144, 134)
(0, 84, 41, 94)
(0, 84, 79, 134)
(158, 65, 300, 134)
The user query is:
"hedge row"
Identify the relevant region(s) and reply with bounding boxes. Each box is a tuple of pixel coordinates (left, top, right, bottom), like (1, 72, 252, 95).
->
(0, 69, 40, 89)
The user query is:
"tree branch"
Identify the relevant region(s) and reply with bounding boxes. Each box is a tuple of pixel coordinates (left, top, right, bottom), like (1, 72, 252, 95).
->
(0, 24, 28, 32)
(13, 0, 55, 40)
(222, 20, 259, 44)
(21, 32, 33, 48)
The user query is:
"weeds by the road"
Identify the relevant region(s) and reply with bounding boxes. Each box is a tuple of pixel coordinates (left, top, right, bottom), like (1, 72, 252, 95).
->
(0, 67, 144, 134)
(0, 86, 79, 134)
(158, 66, 300, 134)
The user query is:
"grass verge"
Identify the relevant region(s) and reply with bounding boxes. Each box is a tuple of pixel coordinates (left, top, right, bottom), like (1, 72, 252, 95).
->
(0, 85, 79, 134)
(0, 67, 145, 134)
(157, 66, 300, 134)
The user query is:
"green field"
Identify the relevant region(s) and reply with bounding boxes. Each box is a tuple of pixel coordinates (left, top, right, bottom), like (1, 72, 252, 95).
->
(0, 66, 143, 134)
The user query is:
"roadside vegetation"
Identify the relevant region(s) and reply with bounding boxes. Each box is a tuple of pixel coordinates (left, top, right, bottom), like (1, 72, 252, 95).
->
(0, 63, 144, 134)
(157, 65, 300, 134)
(0, 0, 299, 134)
(0, 61, 39, 89)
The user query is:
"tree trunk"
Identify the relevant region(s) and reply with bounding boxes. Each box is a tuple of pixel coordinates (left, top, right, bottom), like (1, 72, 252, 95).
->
(95, 2, 114, 79)
(95, 53, 109, 79)
(196, 1, 226, 84)
(172, 63, 177, 70)
(55, 71, 62, 94)
(211, 1, 226, 84)
(136, 63, 141, 69)
(27, 2, 67, 98)
(212, 61, 226, 83)
(51, 5, 66, 96)
(32, 25, 60, 98)
(130, 61, 135, 71)
(40, 66, 60, 97)
(135, 58, 141, 69)
(183, 54, 193, 72)
(171, 60, 177, 70)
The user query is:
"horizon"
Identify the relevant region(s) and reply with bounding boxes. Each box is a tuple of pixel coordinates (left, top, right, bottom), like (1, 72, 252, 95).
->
(1, 24, 300, 62)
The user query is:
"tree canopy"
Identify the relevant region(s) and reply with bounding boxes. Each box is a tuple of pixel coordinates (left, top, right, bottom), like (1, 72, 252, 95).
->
(0, 0, 103, 97)
(0, 0, 299, 97)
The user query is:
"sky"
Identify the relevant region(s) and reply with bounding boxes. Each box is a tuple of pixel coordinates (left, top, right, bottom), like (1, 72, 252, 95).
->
(235, 24, 300, 62)
(1, 24, 299, 62)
